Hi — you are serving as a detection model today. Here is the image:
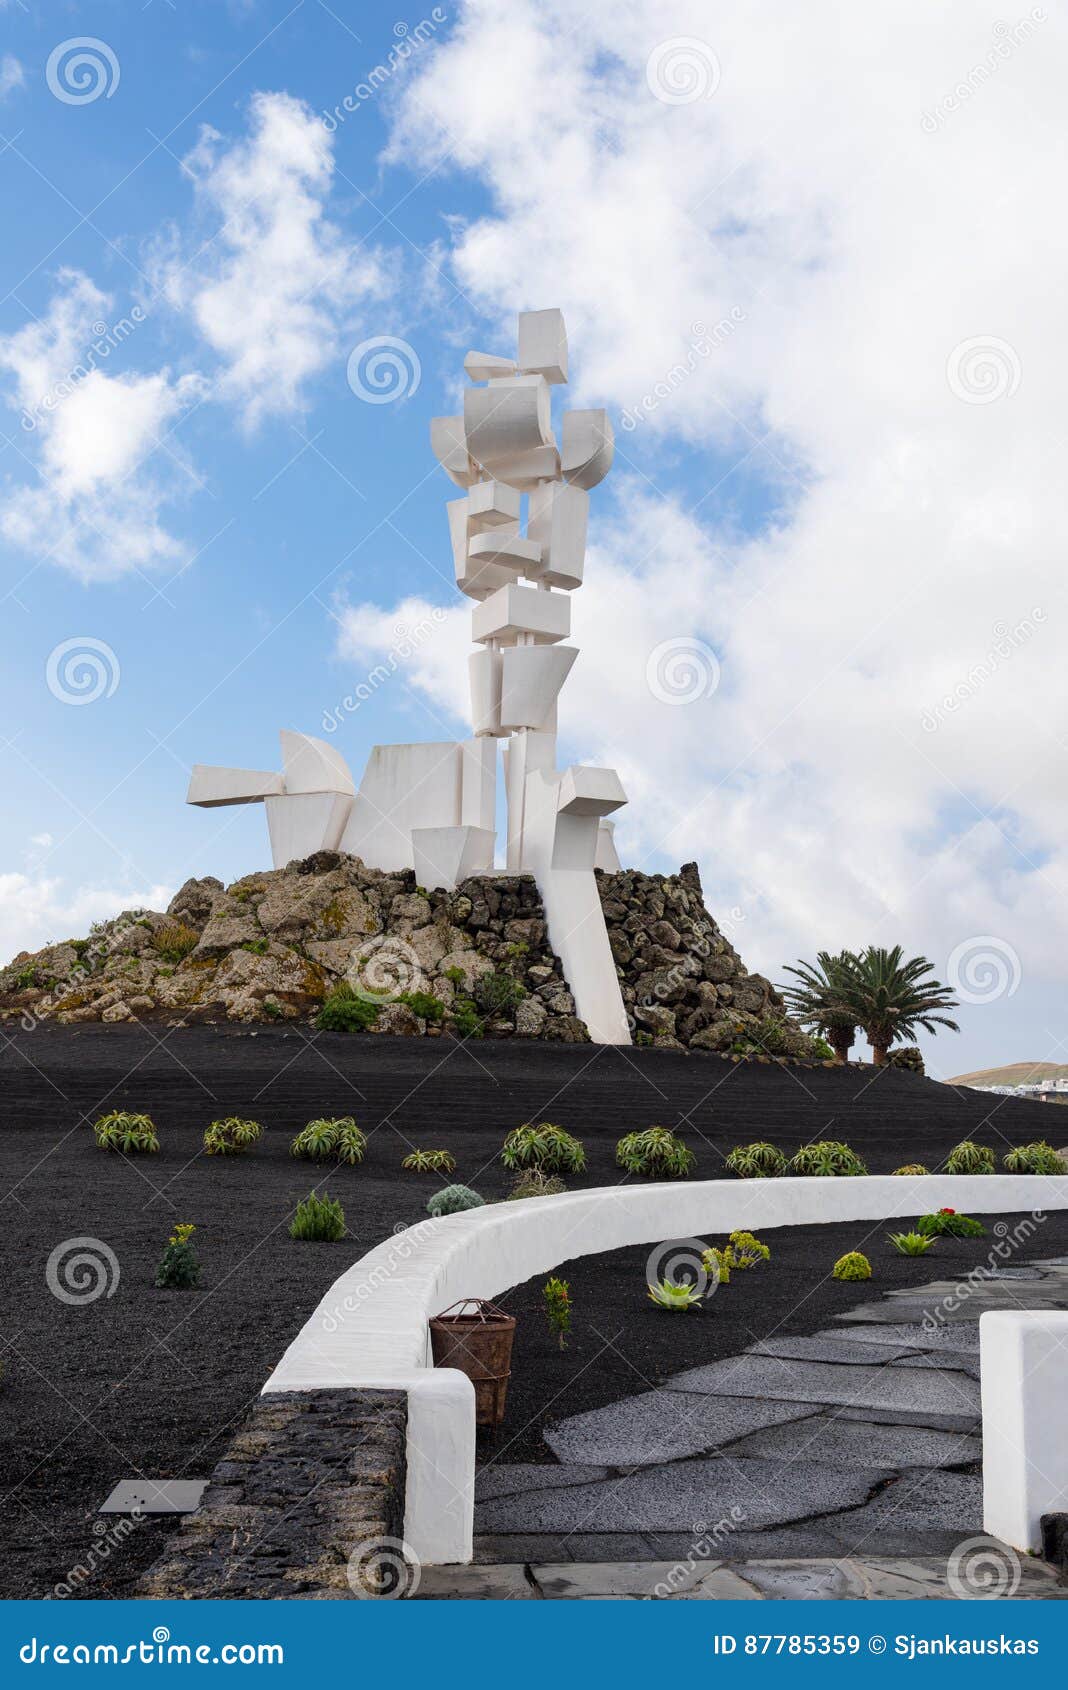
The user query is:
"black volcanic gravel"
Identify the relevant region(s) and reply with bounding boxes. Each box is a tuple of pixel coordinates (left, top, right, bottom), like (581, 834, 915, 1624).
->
(0, 1025, 1057, 1596)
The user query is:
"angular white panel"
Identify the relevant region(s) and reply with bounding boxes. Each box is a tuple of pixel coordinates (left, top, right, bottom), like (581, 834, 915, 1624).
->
(186, 765, 284, 807)
(430, 415, 480, 488)
(279, 730, 355, 797)
(518, 308, 568, 385)
(472, 583, 571, 646)
(466, 479, 522, 533)
(464, 351, 517, 382)
(594, 819, 621, 872)
(467, 532, 541, 573)
(526, 481, 588, 589)
(468, 648, 504, 735)
(341, 742, 464, 871)
(561, 409, 615, 490)
(557, 764, 627, 818)
(460, 736, 498, 828)
(412, 826, 496, 892)
(265, 792, 353, 868)
(499, 644, 578, 731)
(449, 497, 519, 599)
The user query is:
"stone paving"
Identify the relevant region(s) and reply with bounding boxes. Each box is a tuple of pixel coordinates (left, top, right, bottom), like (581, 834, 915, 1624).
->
(467, 1254, 1068, 1583)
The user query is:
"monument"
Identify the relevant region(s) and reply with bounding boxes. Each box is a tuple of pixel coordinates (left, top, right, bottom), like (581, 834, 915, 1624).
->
(187, 309, 631, 1043)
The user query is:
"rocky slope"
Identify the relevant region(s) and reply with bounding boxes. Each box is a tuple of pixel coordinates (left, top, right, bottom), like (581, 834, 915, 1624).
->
(0, 854, 813, 1055)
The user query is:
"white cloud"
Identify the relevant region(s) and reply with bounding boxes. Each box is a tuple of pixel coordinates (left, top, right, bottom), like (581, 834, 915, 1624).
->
(0, 872, 174, 964)
(155, 91, 385, 425)
(0, 54, 24, 100)
(366, 0, 1068, 1063)
(0, 272, 204, 580)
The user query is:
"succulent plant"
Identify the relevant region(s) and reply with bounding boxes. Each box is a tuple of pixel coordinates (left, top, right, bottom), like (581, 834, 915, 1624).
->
(615, 1126, 695, 1179)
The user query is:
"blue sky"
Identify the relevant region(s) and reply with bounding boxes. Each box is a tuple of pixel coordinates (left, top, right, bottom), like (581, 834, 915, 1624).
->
(2, 0, 1066, 1077)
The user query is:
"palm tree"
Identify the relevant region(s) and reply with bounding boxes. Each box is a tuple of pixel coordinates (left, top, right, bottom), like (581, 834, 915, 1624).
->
(780, 951, 860, 1064)
(840, 945, 959, 1066)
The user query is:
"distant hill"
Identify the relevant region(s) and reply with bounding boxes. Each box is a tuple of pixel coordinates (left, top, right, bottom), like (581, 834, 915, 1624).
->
(950, 1061, 1068, 1089)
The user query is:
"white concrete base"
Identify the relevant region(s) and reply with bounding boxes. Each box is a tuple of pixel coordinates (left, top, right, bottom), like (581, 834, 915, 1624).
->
(981, 1310, 1068, 1552)
(412, 825, 495, 892)
(263, 1175, 1068, 1566)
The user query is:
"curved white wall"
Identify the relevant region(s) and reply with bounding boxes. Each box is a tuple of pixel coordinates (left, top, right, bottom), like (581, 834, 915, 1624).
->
(263, 1174, 1068, 1564)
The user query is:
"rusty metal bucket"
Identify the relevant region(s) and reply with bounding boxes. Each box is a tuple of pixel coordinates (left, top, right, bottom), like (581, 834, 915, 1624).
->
(429, 1298, 516, 1427)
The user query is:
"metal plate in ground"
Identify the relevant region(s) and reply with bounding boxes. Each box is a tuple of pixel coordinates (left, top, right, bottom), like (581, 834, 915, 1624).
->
(99, 1479, 206, 1515)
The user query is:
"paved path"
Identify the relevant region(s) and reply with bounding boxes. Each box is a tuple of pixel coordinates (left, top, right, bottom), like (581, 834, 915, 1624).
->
(470, 1255, 1068, 1571)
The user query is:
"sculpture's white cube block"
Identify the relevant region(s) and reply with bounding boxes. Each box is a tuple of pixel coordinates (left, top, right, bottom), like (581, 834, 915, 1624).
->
(557, 764, 627, 817)
(518, 308, 568, 385)
(186, 765, 284, 807)
(430, 415, 479, 488)
(499, 644, 578, 730)
(449, 497, 520, 599)
(464, 351, 516, 382)
(526, 481, 588, 589)
(595, 819, 621, 871)
(561, 408, 614, 490)
(412, 825, 495, 891)
(467, 532, 541, 574)
(981, 1310, 1068, 1551)
(466, 479, 522, 534)
(472, 583, 571, 646)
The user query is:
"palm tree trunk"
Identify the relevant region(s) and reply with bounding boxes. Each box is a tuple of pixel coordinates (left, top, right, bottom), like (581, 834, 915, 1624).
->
(829, 1026, 853, 1064)
(871, 1042, 889, 1066)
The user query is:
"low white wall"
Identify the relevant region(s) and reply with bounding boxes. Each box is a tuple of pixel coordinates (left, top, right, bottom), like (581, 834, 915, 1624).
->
(263, 1174, 1068, 1564)
(982, 1311, 1068, 1552)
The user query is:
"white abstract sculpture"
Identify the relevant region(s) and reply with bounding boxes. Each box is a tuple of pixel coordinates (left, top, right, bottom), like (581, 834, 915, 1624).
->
(187, 309, 631, 1044)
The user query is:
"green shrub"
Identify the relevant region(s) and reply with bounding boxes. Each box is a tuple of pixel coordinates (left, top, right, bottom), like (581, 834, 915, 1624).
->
(153, 922, 199, 964)
(832, 1251, 872, 1281)
(402, 1148, 456, 1175)
(92, 1111, 160, 1154)
(426, 1184, 485, 1217)
(944, 1140, 995, 1175)
(450, 995, 483, 1039)
(725, 1141, 787, 1179)
(474, 970, 526, 1017)
(648, 1277, 705, 1310)
(726, 1230, 771, 1268)
(289, 1192, 346, 1241)
(810, 1037, 835, 1060)
(701, 1245, 733, 1284)
(155, 1222, 201, 1288)
(1003, 1141, 1066, 1175)
(203, 1117, 262, 1155)
(543, 1277, 571, 1348)
(887, 1230, 937, 1256)
(506, 1169, 567, 1201)
(501, 1121, 586, 1174)
(917, 1208, 986, 1238)
(615, 1125, 695, 1179)
(729, 1014, 795, 1056)
(316, 983, 380, 1033)
(788, 1140, 867, 1177)
(242, 937, 269, 956)
(290, 1117, 364, 1164)
(892, 1163, 930, 1176)
(399, 991, 445, 1024)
